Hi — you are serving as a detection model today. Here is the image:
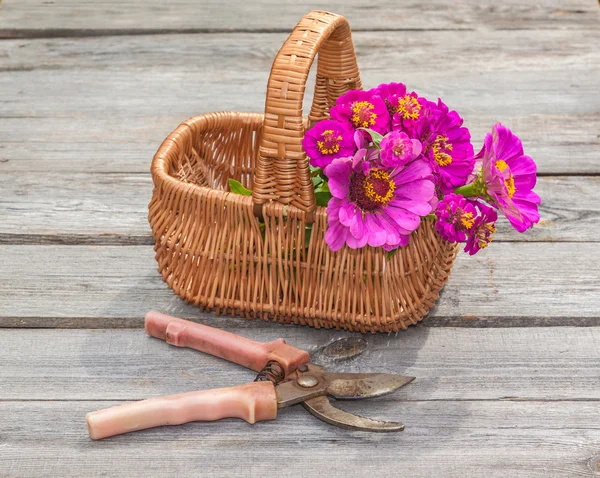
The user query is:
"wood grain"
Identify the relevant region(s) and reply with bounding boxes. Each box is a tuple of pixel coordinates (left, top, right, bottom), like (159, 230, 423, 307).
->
(1, 327, 598, 476)
(1, 29, 598, 174)
(1, 0, 598, 36)
(1, 400, 599, 477)
(0, 174, 594, 244)
(0, 243, 598, 327)
(2, 1, 599, 476)
(0, 327, 598, 400)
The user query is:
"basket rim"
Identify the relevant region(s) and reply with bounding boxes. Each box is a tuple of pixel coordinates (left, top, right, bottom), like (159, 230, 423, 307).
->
(150, 110, 330, 217)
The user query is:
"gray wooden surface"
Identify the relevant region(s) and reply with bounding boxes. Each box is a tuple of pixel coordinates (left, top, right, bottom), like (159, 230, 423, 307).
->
(2, 29, 599, 174)
(1, 0, 599, 476)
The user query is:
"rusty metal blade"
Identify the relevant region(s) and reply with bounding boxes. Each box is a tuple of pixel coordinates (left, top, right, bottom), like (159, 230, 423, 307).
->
(276, 378, 328, 409)
(302, 396, 405, 432)
(325, 373, 414, 400)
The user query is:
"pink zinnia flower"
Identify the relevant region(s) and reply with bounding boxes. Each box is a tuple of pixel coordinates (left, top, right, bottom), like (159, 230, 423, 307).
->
(375, 82, 420, 119)
(301, 119, 355, 169)
(387, 89, 430, 137)
(330, 90, 390, 134)
(323, 158, 435, 251)
(413, 99, 474, 193)
(375, 82, 407, 102)
(375, 82, 409, 115)
(464, 203, 498, 255)
(434, 193, 477, 243)
(476, 123, 540, 232)
(379, 131, 423, 169)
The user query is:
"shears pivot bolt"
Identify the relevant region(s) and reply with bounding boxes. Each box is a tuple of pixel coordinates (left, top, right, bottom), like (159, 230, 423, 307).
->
(297, 375, 319, 388)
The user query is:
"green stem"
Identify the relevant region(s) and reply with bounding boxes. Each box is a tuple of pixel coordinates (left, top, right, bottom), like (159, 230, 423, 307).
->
(454, 182, 479, 198)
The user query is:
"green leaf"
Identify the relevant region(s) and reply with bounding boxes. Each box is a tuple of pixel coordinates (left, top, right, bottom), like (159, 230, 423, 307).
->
(386, 248, 399, 260)
(315, 181, 330, 194)
(315, 191, 333, 207)
(312, 175, 324, 187)
(309, 165, 322, 176)
(424, 213, 436, 220)
(228, 179, 252, 196)
(358, 128, 384, 148)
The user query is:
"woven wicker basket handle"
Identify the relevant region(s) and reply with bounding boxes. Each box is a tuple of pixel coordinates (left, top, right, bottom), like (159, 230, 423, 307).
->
(252, 10, 362, 217)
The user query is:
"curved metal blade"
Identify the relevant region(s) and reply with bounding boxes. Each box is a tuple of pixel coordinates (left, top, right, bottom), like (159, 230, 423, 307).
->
(326, 373, 414, 400)
(302, 396, 405, 432)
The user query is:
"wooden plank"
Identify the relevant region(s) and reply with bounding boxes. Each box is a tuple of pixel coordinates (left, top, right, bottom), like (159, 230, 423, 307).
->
(1, 29, 598, 174)
(2, 114, 597, 175)
(0, 173, 153, 245)
(0, 243, 598, 327)
(1, 399, 599, 478)
(1, 0, 597, 35)
(0, 173, 596, 244)
(0, 327, 598, 400)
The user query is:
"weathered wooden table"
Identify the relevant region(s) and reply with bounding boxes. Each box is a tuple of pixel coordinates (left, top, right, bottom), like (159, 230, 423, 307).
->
(1, 1, 599, 476)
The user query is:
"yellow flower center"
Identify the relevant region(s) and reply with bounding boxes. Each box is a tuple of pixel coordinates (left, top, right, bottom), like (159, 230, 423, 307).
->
(496, 160, 516, 198)
(364, 169, 396, 206)
(351, 101, 378, 128)
(433, 135, 453, 167)
(396, 95, 421, 120)
(461, 212, 474, 230)
(505, 176, 516, 198)
(316, 129, 342, 155)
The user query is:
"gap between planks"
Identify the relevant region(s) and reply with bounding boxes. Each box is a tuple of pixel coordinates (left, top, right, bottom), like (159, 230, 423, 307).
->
(2, 398, 600, 402)
(0, 27, 478, 40)
(4, 315, 600, 329)
(5, 236, 600, 246)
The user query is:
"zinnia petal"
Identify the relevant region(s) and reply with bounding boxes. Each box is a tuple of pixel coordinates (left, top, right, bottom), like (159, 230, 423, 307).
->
(363, 215, 388, 247)
(392, 159, 433, 185)
(324, 218, 348, 252)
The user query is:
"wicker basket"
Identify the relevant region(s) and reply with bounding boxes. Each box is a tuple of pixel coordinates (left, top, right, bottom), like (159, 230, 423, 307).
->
(148, 10, 458, 333)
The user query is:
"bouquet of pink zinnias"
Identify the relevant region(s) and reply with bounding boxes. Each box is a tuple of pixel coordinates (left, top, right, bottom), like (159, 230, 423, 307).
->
(302, 83, 541, 255)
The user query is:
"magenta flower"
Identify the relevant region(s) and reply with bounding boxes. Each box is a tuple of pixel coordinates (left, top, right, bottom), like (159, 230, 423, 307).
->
(434, 193, 477, 243)
(375, 82, 408, 115)
(476, 123, 540, 232)
(414, 99, 474, 193)
(323, 157, 435, 251)
(330, 90, 390, 134)
(464, 203, 498, 255)
(392, 92, 422, 122)
(390, 95, 429, 137)
(301, 119, 356, 169)
(375, 82, 407, 101)
(379, 131, 423, 169)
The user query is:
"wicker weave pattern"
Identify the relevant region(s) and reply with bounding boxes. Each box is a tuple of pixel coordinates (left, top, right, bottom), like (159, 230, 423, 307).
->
(148, 11, 458, 333)
(253, 11, 361, 214)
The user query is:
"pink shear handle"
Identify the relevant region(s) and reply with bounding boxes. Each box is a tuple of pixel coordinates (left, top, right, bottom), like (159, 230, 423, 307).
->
(86, 381, 277, 440)
(145, 312, 310, 376)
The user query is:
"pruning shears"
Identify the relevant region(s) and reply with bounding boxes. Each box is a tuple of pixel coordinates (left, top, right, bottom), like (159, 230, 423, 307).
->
(86, 312, 414, 440)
